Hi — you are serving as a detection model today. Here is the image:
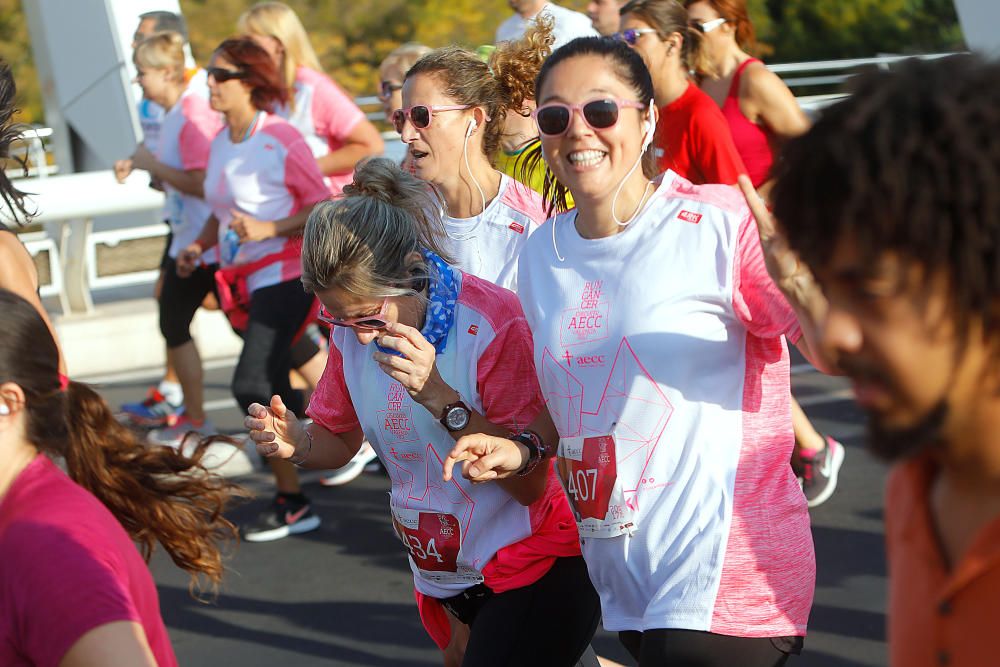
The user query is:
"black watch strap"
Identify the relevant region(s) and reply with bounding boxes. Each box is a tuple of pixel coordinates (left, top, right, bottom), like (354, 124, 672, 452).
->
(514, 430, 546, 476)
(439, 399, 471, 432)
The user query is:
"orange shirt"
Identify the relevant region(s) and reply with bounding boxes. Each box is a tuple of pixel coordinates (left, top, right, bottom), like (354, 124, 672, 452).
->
(885, 454, 1000, 667)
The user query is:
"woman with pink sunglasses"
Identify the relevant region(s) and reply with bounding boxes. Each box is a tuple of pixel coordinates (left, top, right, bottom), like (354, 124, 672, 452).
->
(244, 157, 600, 666)
(395, 23, 554, 291)
(444, 37, 834, 666)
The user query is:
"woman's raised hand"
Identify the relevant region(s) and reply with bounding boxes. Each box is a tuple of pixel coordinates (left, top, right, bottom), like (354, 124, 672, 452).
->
(244, 395, 305, 460)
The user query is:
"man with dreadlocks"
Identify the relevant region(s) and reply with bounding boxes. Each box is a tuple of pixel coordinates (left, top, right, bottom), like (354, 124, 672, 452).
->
(748, 54, 1000, 667)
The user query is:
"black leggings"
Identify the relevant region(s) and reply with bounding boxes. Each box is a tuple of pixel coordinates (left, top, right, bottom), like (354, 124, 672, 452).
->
(618, 629, 802, 667)
(159, 257, 217, 348)
(461, 556, 601, 667)
(231, 279, 316, 415)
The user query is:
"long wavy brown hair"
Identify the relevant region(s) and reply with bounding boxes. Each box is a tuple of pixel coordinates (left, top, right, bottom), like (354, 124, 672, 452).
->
(0, 288, 246, 597)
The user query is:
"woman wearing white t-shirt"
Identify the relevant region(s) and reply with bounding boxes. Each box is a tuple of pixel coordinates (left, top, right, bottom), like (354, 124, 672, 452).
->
(238, 1, 384, 194)
(114, 32, 222, 445)
(397, 26, 554, 291)
(177, 38, 330, 542)
(445, 38, 834, 666)
(243, 158, 600, 666)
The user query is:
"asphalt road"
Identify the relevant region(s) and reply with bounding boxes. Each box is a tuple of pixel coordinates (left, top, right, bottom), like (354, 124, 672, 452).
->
(92, 356, 887, 667)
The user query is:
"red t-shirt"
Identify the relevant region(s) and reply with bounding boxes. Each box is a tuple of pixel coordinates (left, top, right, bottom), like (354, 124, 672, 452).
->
(655, 82, 747, 185)
(0, 455, 177, 667)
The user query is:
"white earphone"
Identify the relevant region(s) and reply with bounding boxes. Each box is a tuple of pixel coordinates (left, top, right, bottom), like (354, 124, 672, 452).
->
(0, 404, 9, 416)
(466, 118, 478, 137)
(641, 99, 656, 151)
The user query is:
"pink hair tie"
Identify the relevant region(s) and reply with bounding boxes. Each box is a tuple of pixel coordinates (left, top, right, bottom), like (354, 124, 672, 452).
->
(58, 373, 70, 392)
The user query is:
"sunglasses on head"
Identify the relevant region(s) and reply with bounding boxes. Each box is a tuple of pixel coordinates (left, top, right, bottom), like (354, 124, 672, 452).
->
(206, 66, 248, 83)
(532, 98, 645, 137)
(379, 80, 403, 99)
(692, 18, 727, 33)
(613, 28, 658, 46)
(318, 298, 390, 331)
(391, 104, 471, 134)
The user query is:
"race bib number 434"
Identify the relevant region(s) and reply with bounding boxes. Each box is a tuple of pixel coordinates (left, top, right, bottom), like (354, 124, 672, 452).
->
(390, 508, 484, 585)
(557, 434, 634, 538)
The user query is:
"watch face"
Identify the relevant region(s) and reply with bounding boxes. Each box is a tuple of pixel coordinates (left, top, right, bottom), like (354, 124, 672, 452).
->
(445, 405, 470, 431)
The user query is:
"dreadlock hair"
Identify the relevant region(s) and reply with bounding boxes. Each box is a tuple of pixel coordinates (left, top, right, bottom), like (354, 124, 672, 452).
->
(0, 64, 32, 225)
(772, 54, 1000, 347)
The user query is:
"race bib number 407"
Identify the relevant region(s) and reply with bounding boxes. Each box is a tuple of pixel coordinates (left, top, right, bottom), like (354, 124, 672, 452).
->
(557, 434, 634, 538)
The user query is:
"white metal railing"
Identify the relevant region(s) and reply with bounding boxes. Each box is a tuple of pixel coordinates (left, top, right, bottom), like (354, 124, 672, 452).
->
(7, 127, 59, 179)
(13, 170, 164, 314)
(766, 51, 961, 89)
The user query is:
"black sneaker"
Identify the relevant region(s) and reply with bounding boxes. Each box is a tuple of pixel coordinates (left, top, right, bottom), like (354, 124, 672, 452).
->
(242, 495, 321, 542)
(799, 436, 846, 508)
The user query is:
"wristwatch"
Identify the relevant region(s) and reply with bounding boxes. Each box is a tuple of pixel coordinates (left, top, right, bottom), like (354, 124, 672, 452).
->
(440, 399, 471, 432)
(513, 430, 547, 476)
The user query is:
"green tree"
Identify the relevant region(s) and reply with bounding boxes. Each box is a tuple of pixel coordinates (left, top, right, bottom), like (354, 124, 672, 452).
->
(0, 0, 42, 126)
(762, 0, 964, 62)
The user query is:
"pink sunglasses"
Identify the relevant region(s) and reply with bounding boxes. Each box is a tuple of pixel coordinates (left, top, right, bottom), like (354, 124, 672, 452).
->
(318, 298, 390, 331)
(391, 104, 470, 134)
(533, 98, 646, 137)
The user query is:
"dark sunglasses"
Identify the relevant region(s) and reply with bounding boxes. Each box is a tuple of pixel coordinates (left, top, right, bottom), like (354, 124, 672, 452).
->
(391, 104, 470, 134)
(532, 98, 645, 137)
(613, 28, 658, 46)
(207, 67, 248, 83)
(379, 80, 403, 99)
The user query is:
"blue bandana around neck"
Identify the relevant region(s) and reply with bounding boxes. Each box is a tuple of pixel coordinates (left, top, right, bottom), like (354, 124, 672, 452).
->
(419, 249, 459, 354)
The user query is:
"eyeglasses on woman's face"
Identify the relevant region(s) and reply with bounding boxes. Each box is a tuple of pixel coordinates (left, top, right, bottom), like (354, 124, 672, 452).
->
(391, 104, 471, 134)
(206, 66, 248, 84)
(533, 98, 645, 137)
(613, 27, 658, 46)
(318, 298, 390, 331)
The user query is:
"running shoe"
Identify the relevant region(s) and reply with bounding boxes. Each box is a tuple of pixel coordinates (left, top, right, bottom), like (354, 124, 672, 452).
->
(799, 435, 846, 508)
(119, 388, 184, 428)
(242, 495, 321, 542)
(320, 442, 378, 487)
(147, 416, 217, 447)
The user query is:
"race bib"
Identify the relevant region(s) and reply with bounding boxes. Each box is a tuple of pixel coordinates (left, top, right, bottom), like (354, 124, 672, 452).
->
(557, 434, 635, 538)
(390, 507, 484, 585)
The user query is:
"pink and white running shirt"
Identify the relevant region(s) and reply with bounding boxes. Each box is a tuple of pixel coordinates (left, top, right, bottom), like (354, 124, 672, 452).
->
(281, 66, 366, 195)
(441, 174, 547, 291)
(307, 272, 567, 599)
(517, 172, 815, 636)
(204, 112, 329, 294)
(156, 84, 221, 258)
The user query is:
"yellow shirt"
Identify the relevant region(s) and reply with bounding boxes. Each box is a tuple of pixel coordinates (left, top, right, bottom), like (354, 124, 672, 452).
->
(495, 142, 574, 209)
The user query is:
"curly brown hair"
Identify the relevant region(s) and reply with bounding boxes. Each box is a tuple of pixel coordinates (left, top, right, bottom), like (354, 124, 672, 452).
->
(0, 288, 246, 597)
(405, 16, 554, 159)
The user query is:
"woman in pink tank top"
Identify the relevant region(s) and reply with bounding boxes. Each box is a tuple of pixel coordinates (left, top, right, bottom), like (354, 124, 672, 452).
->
(685, 0, 846, 511)
(684, 0, 810, 190)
